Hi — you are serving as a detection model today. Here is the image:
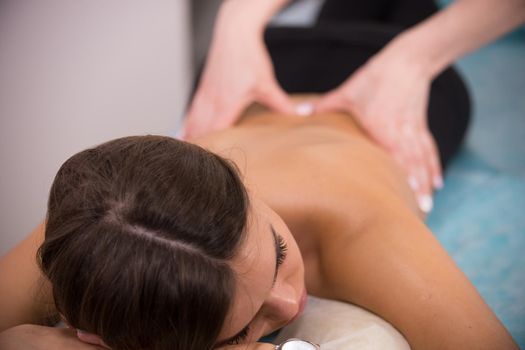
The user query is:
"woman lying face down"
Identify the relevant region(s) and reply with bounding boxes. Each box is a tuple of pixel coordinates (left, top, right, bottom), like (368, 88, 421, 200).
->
(1, 18, 518, 347)
(0, 101, 518, 349)
(30, 118, 517, 350)
(38, 136, 305, 349)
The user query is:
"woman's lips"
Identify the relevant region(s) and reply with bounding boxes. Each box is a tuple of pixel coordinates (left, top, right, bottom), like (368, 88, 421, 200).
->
(290, 288, 308, 323)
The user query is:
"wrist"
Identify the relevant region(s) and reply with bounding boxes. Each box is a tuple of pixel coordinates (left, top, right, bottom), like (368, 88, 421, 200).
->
(218, 0, 289, 35)
(376, 32, 436, 82)
(387, 28, 448, 80)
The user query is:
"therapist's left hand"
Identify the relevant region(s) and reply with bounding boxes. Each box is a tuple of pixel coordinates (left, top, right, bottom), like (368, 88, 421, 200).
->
(315, 38, 442, 213)
(182, 4, 295, 140)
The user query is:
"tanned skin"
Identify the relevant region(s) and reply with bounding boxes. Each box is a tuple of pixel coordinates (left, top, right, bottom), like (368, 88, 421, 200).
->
(0, 97, 518, 349)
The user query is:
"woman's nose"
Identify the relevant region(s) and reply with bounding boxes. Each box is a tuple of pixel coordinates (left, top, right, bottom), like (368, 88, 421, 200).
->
(263, 284, 299, 323)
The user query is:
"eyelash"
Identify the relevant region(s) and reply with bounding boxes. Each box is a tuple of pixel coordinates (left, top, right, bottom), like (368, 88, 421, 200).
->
(226, 235, 287, 346)
(227, 325, 250, 345)
(277, 235, 288, 267)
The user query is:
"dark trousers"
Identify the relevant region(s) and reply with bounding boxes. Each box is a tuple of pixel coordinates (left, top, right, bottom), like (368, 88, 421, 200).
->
(264, 0, 470, 170)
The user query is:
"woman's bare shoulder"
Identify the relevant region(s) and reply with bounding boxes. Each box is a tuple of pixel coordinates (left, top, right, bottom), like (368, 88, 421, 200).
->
(0, 223, 56, 331)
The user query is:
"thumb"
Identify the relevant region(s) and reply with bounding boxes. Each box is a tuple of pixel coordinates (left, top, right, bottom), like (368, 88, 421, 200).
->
(182, 101, 247, 141)
(256, 80, 296, 115)
(181, 93, 221, 140)
(315, 89, 349, 114)
(179, 103, 202, 141)
(180, 105, 212, 141)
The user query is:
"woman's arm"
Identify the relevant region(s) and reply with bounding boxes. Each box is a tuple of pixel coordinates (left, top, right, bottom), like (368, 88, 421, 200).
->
(318, 195, 518, 349)
(0, 223, 55, 332)
(401, 0, 525, 77)
(316, 0, 525, 208)
(0, 325, 102, 350)
(220, 0, 292, 30)
(182, 0, 298, 140)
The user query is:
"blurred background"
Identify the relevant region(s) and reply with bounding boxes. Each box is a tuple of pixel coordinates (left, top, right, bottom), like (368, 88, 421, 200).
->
(0, 0, 192, 253)
(0, 0, 524, 345)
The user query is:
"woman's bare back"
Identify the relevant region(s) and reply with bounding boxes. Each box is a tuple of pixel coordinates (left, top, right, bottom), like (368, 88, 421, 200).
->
(195, 101, 422, 273)
(196, 100, 421, 226)
(0, 101, 517, 349)
(194, 100, 517, 349)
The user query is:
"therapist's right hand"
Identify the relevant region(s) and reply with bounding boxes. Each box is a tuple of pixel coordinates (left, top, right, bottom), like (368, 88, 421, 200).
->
(182, 6, 296, 140)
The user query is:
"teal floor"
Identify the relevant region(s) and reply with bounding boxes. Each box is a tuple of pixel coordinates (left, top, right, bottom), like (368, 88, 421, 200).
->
(427, 27, 525, 346)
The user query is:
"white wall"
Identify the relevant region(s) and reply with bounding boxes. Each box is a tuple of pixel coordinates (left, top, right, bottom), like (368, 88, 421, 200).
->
(0, 0, 192, 255)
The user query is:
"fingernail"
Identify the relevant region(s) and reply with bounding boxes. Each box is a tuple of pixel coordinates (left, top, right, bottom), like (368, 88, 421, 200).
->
(418, 195, 433, 213)
(408, 176, 419, 191)
(433, 176, 444, 190)
(295, 102, 314, 117)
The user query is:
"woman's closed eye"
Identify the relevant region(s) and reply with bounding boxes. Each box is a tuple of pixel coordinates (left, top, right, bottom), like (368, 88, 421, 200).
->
(226, 325, 250, 345)
(222, 229, 289, 347)
(276, 235, 288, 268)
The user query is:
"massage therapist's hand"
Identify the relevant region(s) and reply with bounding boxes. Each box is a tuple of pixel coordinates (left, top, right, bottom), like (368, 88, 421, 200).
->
(183, 1, 296, 140)
(315, 37, 442, 213)
(0, 324, 104, 350)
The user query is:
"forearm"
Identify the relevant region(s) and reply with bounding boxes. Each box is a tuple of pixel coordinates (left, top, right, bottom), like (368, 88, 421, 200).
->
(218, 0, 292, 34)
(0, 325, 102, 350)
(395, 0, 525, 77)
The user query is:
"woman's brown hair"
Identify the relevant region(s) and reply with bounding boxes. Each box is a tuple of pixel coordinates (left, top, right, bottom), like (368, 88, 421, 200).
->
(37, 135, 249, 350)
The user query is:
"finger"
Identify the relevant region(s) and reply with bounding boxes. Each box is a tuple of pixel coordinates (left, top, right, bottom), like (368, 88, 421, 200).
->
(421, 130, 443, 190)
(389, 139, 417, 191)
(181, 114, 207, 141)
(392, 146, 431, 214)
(314, 89, 350, 114)
(182, 94, 245, 140)
(181, 93, 212, 140)
(412, 134, 433, 213)
(295, 101, 315, 117)
(255, 80, 296, 115)
(399, 128, 433, 213)
(405, 161, 433, 214)
(414, 160, 433, 213)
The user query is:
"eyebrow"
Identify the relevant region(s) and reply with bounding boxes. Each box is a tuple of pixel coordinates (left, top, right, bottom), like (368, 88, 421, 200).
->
(218, 224, 282, 346)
